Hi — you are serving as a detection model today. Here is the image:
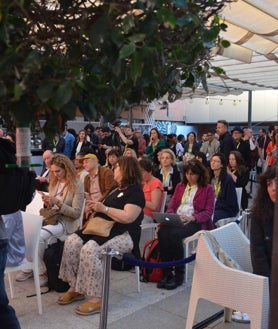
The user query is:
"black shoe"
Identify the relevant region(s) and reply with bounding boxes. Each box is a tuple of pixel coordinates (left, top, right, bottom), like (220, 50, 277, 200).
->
(165, 274, 184, 290)
(165, 278, 178, 290)
(174, 274, 184, 286)
(157, 273, 173, 289)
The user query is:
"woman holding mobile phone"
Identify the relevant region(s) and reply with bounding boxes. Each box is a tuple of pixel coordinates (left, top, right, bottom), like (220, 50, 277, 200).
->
(16, 154, 84, 287)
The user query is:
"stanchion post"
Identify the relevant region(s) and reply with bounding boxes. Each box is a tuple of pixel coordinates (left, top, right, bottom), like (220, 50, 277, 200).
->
(99, 248, 119, 329)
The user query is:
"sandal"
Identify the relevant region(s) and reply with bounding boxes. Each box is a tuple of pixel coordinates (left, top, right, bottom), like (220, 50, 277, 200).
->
(75, 300, 101, 316)
(58, 291, 85, 305)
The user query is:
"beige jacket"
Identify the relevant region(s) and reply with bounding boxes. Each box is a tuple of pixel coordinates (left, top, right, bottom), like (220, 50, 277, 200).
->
(52, 179, 84, 234)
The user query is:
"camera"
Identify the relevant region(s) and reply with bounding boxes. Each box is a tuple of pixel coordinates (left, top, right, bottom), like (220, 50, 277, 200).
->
(111, 119, 121, 128)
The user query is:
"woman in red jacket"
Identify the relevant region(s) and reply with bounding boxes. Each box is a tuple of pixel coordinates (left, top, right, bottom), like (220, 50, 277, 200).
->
(157, 159, 215, 290)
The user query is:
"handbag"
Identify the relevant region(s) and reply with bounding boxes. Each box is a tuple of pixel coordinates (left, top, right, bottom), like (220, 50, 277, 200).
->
(39, 207, 61, 226)
(82, 216, 114, 237)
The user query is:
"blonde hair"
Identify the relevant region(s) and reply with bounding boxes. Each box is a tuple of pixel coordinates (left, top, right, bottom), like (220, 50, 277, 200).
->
(49, 154, 78, 193)
(123, 148, 137, 158)
(159, 148, 177, 165)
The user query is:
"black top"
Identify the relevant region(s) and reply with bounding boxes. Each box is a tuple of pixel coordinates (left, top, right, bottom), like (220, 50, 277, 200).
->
(250, 214, 273, 278)
(77, 184, 145, 258)
(219, 132, 235, 162)
(153, 165, 181, 195)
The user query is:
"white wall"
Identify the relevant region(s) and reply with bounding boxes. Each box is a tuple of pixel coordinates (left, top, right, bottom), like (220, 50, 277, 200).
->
(183, 90, 278, 124)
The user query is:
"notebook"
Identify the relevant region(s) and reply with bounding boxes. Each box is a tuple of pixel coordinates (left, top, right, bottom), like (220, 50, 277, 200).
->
(152, 212, 186, 226)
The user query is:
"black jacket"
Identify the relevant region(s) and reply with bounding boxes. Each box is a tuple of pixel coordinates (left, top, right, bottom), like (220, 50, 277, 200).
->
(219, 132, 235, 162)
(250, 215, 273, 278)
(153, 165, 181, 195)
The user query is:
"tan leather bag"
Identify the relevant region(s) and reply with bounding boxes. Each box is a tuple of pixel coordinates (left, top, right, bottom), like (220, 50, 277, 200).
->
(39, 208, 61, 226)
(82, 216, 114, 237)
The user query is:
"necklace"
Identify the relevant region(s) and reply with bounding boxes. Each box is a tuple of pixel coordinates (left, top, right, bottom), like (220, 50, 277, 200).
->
(55, 182, 68, 197)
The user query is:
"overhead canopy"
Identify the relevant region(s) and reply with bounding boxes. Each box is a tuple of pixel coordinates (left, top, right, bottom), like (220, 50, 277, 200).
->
(184, 0, 278, 97)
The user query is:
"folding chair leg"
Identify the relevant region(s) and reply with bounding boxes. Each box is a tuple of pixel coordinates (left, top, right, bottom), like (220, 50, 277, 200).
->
(8, 273, 15, 299)
(33, 267, 43, 314)
(135, 266, 140, 292)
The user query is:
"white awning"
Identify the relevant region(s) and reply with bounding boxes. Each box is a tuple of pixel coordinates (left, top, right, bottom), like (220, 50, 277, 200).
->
(188, 0, 278, 96)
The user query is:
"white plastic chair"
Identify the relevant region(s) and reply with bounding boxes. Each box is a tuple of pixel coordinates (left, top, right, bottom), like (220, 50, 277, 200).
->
(235, 187, 242, 213)
(5, 211, 43, 314)
(185, 223, 269, 329)
(25, 190, 45, 215)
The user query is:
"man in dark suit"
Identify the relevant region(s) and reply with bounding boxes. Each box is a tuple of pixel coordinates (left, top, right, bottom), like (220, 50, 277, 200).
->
(216, 120, 235, 162)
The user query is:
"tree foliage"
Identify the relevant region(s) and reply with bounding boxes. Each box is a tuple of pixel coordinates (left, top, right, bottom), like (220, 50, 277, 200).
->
(0, 0, 231, 133)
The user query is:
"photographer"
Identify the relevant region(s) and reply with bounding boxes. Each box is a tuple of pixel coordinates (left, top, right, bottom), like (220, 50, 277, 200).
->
(114, 125, 139, 157)
(97, 127, 121, 165)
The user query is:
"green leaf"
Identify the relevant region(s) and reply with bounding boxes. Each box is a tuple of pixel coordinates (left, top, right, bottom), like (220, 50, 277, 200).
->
(157, 8, 176, 28)
(128, 34, 146, 43)
(37, 81, 55, 102)
(212, 66, 226, 75)
(51, 81, 72, 109)
(130, 51, 142, 84)
(119, 44, 136, 59)
(13, 84, 23, 100)
(221, 40, 230, 48)
(55, 81, 73, 107)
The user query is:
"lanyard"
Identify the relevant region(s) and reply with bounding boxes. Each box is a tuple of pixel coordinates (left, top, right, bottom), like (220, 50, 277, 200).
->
(162, 170, 171, 187)
(213, 181, 221, 198)
(181, 185, 197, 205)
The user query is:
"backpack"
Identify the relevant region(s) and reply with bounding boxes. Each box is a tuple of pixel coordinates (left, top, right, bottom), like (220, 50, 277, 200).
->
(111, 252, 135, 271)
(141, 238, 163, 283)
(43, 239, 70, 292)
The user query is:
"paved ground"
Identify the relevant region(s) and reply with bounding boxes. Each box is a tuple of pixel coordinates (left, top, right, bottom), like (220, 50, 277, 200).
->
(6, 258, 250, 329)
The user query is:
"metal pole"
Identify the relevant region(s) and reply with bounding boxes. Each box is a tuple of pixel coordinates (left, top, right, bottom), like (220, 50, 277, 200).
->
(268, 164, 278, 328)
(247, 90, 252, 128)
(99, 248, 119, 329)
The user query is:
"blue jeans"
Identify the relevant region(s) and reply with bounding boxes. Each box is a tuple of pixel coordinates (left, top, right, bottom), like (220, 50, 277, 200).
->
(0, 239, 21, 329)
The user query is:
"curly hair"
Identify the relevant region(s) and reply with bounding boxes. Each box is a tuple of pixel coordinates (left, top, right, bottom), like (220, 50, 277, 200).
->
(159, 148, 177, 166)
(49, 153, 78, 193)
(251, 166, 276, 222)
(182, 159, 209, 187)
(117, 156, 142, 188)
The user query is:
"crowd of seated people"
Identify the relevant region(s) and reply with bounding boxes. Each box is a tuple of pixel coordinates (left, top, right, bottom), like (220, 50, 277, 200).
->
(12, 120, 265, 302)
